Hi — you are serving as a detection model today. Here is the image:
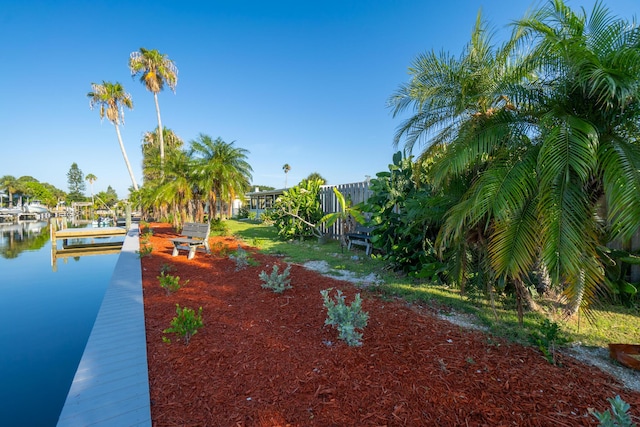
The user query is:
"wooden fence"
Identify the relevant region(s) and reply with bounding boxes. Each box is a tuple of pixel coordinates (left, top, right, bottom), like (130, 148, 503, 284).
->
(318, 181, 372, 238)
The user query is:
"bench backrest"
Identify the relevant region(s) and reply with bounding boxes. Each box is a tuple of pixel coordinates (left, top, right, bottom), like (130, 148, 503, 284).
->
(180, 222, 210, 239)
(354, 225, 374, 235)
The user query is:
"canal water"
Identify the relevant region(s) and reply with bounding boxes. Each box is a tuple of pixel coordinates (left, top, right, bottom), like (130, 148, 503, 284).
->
(0, 219, 122, 426)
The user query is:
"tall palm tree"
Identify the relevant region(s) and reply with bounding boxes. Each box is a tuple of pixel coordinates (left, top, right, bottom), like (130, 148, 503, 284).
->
(190, 134, 253, 219)
(129, 48, 178, 167)
(87, 81, 139, 191)
(85, 173, 97, 205)
(282, 163, 291, 188)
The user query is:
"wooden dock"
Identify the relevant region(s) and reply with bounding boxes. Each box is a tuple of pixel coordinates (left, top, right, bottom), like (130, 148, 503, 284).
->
(51, 223, 127, 247)
(56, 224, 151, 426)
(50, 222, 128, 272)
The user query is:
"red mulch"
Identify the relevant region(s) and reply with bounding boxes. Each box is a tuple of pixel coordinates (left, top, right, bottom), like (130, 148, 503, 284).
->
(141, 223, 640, 426)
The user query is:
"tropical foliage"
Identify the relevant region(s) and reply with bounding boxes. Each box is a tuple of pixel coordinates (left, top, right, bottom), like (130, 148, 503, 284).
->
(384, 0, 640, 318)
(364, 152, 447, 280)
(265, 178, 325, 240)
(138, 133, 252, 228)
(1, 175, 68, 208)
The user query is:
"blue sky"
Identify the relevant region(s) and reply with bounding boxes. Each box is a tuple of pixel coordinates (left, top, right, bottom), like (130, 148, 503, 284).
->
(1, 0, 636, 198)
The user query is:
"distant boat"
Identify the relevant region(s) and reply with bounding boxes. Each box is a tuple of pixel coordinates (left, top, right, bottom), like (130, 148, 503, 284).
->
(0, 207, 23, 216)
(23, 200, 49, 214)
(92, 217, 114, 227)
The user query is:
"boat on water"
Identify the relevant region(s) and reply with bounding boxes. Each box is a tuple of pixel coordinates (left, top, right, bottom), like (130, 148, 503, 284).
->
(23, 200, 49, 214)
(0, 207, 23, 215)
(92, 217, 114, 227)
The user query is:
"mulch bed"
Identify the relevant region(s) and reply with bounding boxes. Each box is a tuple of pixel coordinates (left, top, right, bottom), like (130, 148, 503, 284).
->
(141, 223, 640, 426)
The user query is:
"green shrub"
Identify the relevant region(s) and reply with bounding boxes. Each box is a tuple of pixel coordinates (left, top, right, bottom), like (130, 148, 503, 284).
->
(259, 264, 292, 293)
(589, 395, 636, 427)
(230, 245, 250, 271)
(210, 218, 229, 236)
(528, 319, 568, 365)
(321, 288, 369, 346)
(137, 245, 153, 258)
(269, 179, 324, 240)
(236, 205, 250, 219)
(163, 305, 203, 345)
(363, 151, 445, 279)
(158, 272, 188, 295)
(160, 263, 175, 275)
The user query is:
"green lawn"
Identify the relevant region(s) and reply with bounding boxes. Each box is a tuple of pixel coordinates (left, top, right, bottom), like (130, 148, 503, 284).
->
(225, 219, 640, 349)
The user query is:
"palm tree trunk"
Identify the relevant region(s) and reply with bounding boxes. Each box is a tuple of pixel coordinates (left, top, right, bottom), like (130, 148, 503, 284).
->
(154, 92, 164, 166)
(113, 123, 139, 191)
(564, 270, 585, 317)
(514, 278, 538, 326)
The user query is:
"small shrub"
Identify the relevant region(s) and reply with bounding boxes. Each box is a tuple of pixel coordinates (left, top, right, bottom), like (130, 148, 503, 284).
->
(236, 206, 250, 219)
(211, 241, 230, 256)
(140, 229, 153, 244)
(163, 304, 203, 345)
(528, 319, 568, 365)
(259, 264, 292, 293)
(158, 272, 188, 295)
(321, 288, 369, 346)
(229, 245, 250, 271)
(137, 245, 153, 258)
(160, 263, 176, 275)
(210, 218, 229, 236)
(589, 395, 636, 427)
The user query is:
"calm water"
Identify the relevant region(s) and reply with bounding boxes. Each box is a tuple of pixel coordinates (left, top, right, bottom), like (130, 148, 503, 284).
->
(0, 219, 121, 426)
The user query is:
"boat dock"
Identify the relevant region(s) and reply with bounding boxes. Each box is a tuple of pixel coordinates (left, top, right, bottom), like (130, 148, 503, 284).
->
(50, 222, 129, 271)
(56, 224, 151, 426)
(50, 223, 128, 247)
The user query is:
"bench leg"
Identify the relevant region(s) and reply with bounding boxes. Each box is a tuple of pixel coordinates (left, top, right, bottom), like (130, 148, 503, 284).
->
(188, 246, 196, 260)
(172, 245, 179, 257)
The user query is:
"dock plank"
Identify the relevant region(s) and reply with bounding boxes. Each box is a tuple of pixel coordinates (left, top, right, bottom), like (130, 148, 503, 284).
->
(57, 224, 151, 427)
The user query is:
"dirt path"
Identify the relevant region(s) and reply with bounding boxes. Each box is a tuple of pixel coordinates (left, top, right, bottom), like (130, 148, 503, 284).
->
(142, 223, 640, 426)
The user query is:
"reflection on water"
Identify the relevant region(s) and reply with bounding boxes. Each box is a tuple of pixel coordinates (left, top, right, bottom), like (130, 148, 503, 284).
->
(0, 220, 49, 259)
(0, 218, 120, 426)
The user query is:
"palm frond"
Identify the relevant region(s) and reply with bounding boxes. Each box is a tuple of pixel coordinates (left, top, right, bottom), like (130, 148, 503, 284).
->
(599, 137, 640, 240)
(489, 195, 540, 279)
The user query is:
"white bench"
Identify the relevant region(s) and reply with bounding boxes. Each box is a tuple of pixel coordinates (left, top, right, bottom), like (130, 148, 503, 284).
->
(169, 222, 211, 260)
(346, 225, 374, 256)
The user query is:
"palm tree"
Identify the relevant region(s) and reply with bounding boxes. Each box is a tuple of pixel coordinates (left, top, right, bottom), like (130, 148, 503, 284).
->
(87, 81, 139, 191)
(85, 173, 97, 205)
(282, 163, 291, 188)
(142, 127, 184, 184)
(129, 48, 178, 167)
(190, 135, 253, 219)
(506, 0, 640, 314)
(389, 11, 524, 302)
(0, 175, 19, 208)
(150, 149, 196, 227)
(389, 1, 640, 318)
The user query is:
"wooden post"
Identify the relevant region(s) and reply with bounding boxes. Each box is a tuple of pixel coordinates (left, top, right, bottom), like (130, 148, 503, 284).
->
(50, 219, 57, 248)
